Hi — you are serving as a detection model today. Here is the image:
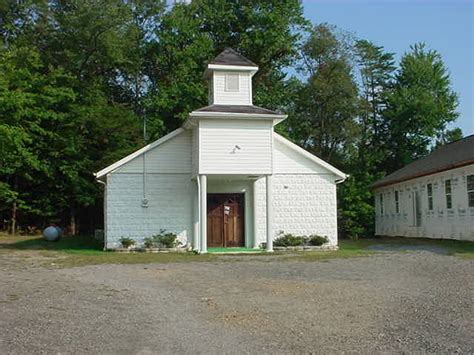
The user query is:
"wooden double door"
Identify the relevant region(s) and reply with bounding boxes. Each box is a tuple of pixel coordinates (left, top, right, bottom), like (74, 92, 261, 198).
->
(207, 193, 245, 248)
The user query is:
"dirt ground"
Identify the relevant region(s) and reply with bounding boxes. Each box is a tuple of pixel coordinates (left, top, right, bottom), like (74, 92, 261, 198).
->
(0, 249, 473, 354)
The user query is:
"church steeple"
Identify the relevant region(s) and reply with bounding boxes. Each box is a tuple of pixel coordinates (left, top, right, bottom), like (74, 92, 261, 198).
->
(204, 48, 258, 106)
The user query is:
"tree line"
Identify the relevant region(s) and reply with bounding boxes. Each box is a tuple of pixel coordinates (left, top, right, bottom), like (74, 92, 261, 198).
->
(0, 0, 460, 237)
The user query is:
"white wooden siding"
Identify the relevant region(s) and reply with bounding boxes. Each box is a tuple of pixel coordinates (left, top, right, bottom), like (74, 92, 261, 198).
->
(212, 71, 252, 105)
(199, 119, 273, 174)
(116, 130, 192, 174)
(375, 164, 474, 241)
(274, 138, 332, 175)
(191, 127, 199, 177)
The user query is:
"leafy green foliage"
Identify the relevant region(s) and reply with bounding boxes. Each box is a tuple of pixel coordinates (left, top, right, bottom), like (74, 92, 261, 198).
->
(119, 237, 136, 248)
(151, 231, 179, 248)
(286, 24, 359, 167)
(274, 233, 307, 247)
(383, 43, 459, 172)
(308, 235, 329, 246)
(274, 233, 329, 247)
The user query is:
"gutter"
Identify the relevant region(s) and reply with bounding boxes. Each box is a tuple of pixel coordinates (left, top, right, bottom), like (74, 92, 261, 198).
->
(335, 175, 349, 184)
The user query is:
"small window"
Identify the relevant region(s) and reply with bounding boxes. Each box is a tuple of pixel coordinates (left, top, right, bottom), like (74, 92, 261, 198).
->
(380, 194, 384, 215)
(427, 183, 433, 211)
(467, 175, 474, 207)
(395, 191, 399, 214)
(225, 73, 239, 92)
(445, 179, 452, 209)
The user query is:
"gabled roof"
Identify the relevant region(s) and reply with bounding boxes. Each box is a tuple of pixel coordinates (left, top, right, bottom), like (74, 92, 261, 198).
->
(273, 133, 348, 181)
(209, 48, 257, 67)
(94, 128, 184, 179)
(373, 134, 474, 189)
(94, 128, 348, 182)
(194, 104, 280, 115)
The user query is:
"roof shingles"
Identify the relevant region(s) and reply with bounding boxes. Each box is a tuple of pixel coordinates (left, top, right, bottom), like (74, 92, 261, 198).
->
(373, 135, 474, 188)
(209, 48, 257, 67)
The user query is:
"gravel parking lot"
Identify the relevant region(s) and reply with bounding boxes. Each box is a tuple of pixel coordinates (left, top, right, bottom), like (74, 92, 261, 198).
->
(0, 249, 473, 354)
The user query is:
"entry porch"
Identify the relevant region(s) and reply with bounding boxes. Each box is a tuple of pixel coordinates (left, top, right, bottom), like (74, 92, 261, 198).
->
(192, 175, 274, 253)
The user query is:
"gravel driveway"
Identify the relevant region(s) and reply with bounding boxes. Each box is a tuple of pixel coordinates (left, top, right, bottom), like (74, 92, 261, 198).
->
(0, 250, 473, 354)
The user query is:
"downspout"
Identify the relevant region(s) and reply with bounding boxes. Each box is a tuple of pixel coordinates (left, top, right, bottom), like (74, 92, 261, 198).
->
(142, 152, 148, 206)
(96, 178, 107, 251)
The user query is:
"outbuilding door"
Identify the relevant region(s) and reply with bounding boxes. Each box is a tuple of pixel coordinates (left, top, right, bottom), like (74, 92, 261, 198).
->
(207, 193, 245, 247)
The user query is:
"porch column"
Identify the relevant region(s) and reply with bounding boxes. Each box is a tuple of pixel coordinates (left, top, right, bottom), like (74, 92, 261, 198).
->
(265, 175, 273, 252)
(199, 174, 207, 253)
(192, 179, 200, 251)
(252, 179, 259, 248)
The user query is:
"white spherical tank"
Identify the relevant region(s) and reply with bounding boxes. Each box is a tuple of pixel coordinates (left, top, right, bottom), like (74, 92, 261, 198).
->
(43, 226, 60, 242)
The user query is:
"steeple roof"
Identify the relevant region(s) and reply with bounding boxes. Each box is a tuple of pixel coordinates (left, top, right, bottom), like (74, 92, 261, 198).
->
(209, 48, 257, 67)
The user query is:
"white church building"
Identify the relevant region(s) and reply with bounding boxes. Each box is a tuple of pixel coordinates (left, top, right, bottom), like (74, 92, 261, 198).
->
(95, 48, 347, 252)
(373, 134, 474, 241)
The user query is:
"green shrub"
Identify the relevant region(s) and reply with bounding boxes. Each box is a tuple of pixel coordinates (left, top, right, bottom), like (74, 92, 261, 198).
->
(119, 237, 135, 248)
(150, 230, 179, 248)
(308, 235, 329, 246)
(274, 233, 306, 247)
(143, 237, 155, 249)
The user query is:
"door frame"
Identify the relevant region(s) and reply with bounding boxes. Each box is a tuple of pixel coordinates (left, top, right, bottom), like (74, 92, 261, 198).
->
(207, 193, 245, 248)
(206, 179, 253, 248)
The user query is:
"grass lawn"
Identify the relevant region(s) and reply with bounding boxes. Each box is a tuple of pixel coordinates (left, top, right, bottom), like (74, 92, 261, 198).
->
(0, 233, 472, 267)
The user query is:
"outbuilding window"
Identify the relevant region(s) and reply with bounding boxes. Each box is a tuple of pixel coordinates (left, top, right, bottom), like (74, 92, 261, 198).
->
(225, 73, 239, 92)
(379, 194, 384, 215)
(467, 175, 474, 207)
(395, 191, 399, 214)
(427, 183, 433, 210)
(445, 179, 452, 209)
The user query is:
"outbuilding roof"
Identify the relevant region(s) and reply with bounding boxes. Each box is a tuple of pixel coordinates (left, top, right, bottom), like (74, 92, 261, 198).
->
(372, 134, 474, 189)
(209, 48, 257, 67)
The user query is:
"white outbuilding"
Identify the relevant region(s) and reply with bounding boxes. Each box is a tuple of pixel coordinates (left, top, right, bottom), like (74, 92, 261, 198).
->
(95, 48, 347, 252)
(373, 135, 474, 241)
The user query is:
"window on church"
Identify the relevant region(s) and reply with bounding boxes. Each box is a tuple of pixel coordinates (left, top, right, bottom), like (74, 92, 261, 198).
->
(427, 183, 433, 210)
(380, 194, 384, 215)
(445, 179, 452, 209)
(225, 73, 239, 92)
(395, 190, 399, 214)
(467, 175, 474, 207)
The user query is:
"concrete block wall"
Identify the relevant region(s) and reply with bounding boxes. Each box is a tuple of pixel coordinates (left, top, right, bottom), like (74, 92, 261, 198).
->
(106, 173, 193, 249)
(255, 174, 338, 246)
